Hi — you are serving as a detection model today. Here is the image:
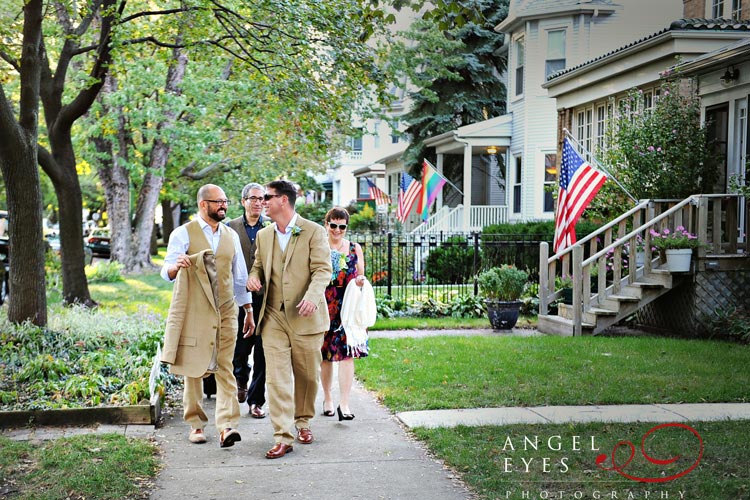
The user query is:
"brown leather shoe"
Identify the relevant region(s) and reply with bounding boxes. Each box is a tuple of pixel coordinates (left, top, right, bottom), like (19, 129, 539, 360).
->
(237, 387, 248, 404)
(249, 404, 266, 419)
(265, 443, 293, 459)
(296, 428, 314, 444)
(219, 428, 241, 448)
(188, 428, 206, 444)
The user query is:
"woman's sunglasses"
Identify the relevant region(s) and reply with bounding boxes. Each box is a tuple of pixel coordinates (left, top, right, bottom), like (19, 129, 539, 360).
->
(328, 223, 347, 230)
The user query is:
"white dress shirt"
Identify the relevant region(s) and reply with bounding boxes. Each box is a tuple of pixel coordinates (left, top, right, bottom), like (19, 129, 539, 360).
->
(274, 213, 299, 252)
(160, 215, 252, 306)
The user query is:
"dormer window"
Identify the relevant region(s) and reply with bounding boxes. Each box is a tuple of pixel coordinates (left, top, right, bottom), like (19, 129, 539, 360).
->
(545, 29, 566, 79)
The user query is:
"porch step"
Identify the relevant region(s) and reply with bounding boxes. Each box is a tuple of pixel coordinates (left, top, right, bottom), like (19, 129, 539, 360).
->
(536, 314, 595, 336)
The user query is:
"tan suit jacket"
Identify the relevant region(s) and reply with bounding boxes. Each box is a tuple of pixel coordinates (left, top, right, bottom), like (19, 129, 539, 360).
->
(250, 215, 331, 334)
(161, 249, 228, 377)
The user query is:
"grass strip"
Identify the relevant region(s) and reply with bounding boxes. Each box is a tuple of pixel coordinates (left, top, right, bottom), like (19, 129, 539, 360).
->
(413, 421, 749, 499)
(0, 434, 158, 500)
(356, 336, 750, 411)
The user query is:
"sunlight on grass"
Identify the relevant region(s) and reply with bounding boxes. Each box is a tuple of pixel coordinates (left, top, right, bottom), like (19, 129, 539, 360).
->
(356, 335, 750, 411)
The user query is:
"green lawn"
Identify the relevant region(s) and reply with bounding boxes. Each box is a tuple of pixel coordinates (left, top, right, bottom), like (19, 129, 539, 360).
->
(356, 335, 750, 411)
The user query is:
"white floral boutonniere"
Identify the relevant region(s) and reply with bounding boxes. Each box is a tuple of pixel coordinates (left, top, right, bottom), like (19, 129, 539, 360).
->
(262, 220, 272, 228)
(291, 225, 302, 237)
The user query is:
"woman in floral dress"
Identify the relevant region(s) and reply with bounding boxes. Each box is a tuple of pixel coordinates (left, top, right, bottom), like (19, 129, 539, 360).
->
(320, 207, 366, 420)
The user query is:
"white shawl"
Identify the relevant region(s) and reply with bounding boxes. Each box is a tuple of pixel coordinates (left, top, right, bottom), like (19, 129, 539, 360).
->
(340, 278, 377, 356)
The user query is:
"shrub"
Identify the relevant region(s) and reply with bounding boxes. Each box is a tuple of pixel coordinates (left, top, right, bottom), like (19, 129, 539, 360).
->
(85, 261, 124, 283)
(425, 235, 476, 284)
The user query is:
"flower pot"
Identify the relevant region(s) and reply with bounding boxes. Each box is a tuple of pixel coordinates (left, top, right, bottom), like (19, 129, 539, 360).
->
(635, 250, 645, 267)
(485, 299, 522, 330)
(561, 287, 573, 305)
(665, 248, 692, 272)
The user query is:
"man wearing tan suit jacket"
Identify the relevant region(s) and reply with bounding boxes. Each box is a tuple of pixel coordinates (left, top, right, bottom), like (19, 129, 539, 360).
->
(247, 180, 332, 459)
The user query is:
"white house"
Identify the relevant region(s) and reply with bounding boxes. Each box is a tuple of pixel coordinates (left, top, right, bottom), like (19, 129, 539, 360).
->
(393, 0, 684, 233)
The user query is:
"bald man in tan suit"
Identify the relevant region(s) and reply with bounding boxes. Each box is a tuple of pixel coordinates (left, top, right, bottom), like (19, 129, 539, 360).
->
(247, 180, 332, 459)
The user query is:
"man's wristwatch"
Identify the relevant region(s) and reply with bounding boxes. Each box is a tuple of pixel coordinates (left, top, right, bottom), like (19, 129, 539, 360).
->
(243, 304, 253, 312)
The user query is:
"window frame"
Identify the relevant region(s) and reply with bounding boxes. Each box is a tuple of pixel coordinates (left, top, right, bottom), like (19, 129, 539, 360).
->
(513, 156, 522, 214)
(545, 28, 567, 79)
(543, 153, 557, 213)
(514, 36, 525, 98)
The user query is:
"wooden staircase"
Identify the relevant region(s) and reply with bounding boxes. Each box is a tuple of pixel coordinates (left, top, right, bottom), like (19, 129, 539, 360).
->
(536, 196, 715, 336)
(537, 267, 688, 335)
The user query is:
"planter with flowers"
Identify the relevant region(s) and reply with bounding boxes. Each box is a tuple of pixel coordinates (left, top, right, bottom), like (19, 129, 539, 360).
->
(477, 265, 529, 330)
(650, 226, 702, 272)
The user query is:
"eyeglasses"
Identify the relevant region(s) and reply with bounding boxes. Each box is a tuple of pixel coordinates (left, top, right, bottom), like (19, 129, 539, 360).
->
(205, 199, 231, 206)
(328, 223, 347, 230)
(244, 196, 264, 203)
(263, 193, 282, 201)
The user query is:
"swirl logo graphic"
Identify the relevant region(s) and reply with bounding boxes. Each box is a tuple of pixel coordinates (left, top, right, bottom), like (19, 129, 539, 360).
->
(595, 423, 703, 483)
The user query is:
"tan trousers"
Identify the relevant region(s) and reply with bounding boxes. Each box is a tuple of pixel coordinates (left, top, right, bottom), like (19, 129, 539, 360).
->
(182, 302, 240, 432)
(262, 306, 324, 445)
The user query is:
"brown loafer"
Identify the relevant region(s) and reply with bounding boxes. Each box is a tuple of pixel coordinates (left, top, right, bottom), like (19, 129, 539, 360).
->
(266, 442, 293, 459)
(237, 387, 248, 404)
(296, 428, 314, 444)
(249, 404, 266, 419)
(219, 428, 241, 448)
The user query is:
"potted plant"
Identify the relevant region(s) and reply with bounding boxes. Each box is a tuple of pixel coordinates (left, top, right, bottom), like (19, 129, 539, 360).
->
(477, 265, 529, 330)
(556, 274, 574, 305)
(650, 226, 702, 272)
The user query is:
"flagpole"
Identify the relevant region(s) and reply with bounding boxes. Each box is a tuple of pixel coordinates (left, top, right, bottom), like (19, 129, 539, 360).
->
(423, 159, 464, 197)
(562, 129, 637, 203)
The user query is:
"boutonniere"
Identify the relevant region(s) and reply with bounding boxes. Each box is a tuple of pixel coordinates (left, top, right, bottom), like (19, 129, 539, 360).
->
(291, 225, 302, 237)
(262, 220, 272, 227)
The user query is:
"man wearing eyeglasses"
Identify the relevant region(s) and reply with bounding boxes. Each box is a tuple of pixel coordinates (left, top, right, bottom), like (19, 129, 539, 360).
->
(227, 182, 268, 418)
(246, 179, 332, 459)
(160, 184, 254, 449)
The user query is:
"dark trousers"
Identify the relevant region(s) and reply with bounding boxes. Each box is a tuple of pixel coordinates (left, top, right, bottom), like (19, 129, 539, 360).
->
(233, 302, 266, 406)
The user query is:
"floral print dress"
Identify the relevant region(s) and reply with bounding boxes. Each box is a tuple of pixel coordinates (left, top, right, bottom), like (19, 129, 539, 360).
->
(321, 241, 367, 361)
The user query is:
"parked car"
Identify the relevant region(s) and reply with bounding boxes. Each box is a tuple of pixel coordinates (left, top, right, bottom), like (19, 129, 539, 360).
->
(85, 228, 111, 258)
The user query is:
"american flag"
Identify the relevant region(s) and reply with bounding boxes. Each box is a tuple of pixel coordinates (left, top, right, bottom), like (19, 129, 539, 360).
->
(366, 178, 391, 206)
(553, 138, 607, 253)
(395, 171, 421, 223)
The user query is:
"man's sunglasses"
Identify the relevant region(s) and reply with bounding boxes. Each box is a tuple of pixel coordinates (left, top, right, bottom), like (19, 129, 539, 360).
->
(263, 193, 282, 201)
(328, 223, 347, 230)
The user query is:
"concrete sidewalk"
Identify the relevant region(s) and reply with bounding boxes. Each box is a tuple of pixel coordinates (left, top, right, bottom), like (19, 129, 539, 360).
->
(149, 378, 472, 500)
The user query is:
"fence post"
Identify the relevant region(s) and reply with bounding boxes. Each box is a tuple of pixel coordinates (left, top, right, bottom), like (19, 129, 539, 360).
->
(387, 232, 393, 297)
(473, 232, 480, 296)
(539, 242, 549, 315)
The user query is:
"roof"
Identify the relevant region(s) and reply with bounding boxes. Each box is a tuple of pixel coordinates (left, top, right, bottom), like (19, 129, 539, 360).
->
(666, 37, 750, 76)
(547, 18, 750, 82)
(497, 0, 620, 33)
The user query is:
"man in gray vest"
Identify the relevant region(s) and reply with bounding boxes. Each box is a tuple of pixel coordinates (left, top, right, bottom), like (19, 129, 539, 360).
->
(227, 182, 268, 418)
(161, 184, 254, 448)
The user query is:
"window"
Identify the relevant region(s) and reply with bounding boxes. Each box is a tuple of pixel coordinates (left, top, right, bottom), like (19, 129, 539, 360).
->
(513, 156, 522, 213)
(643, 90, 653, 112)
(585, 108, 593, 155)
(732, 0, 742, 19)
(350, 128, 363, 152)
(545, 29, 566, 78)
(596, 104, 606, 152)
(358, 178, 370, 198)
(712, 0, 724, 17)
(515, 37, 525, 96)
(543, 154, 556, 213)
(577, 110, 585, 142)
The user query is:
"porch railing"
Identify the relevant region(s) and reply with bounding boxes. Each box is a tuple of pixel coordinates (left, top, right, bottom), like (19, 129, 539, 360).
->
(411, 204, 509, 235)
(538, 194, 746, 335)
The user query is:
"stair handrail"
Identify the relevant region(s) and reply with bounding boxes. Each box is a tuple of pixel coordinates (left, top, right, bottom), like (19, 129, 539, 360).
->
(583, 196, 696, 267)
(547, 199, 651, 264)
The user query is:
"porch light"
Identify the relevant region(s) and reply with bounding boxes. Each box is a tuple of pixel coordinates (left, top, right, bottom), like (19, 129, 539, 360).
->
(720, 66, 739, 86)
(486, 145, 498, 155)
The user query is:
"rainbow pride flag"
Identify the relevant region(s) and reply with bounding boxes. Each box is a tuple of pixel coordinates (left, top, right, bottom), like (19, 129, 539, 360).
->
(417, 159, 447, 221)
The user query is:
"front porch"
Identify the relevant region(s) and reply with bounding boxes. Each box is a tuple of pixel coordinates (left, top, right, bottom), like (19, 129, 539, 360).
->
(411, 204, 509, 234)
(538, 194, 750, 336)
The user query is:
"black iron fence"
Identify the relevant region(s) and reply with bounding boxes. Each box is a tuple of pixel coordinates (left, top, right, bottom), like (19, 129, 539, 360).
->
(350, 232, 548, 304)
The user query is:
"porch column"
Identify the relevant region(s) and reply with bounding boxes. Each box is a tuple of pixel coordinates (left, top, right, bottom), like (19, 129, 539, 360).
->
(463, 143, 472, 230)
(436, 154, 444, 210)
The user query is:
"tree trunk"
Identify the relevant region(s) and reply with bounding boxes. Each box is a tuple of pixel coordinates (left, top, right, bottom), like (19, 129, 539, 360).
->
(161, 199, 176, 244)
(0, 0, 47, 325)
